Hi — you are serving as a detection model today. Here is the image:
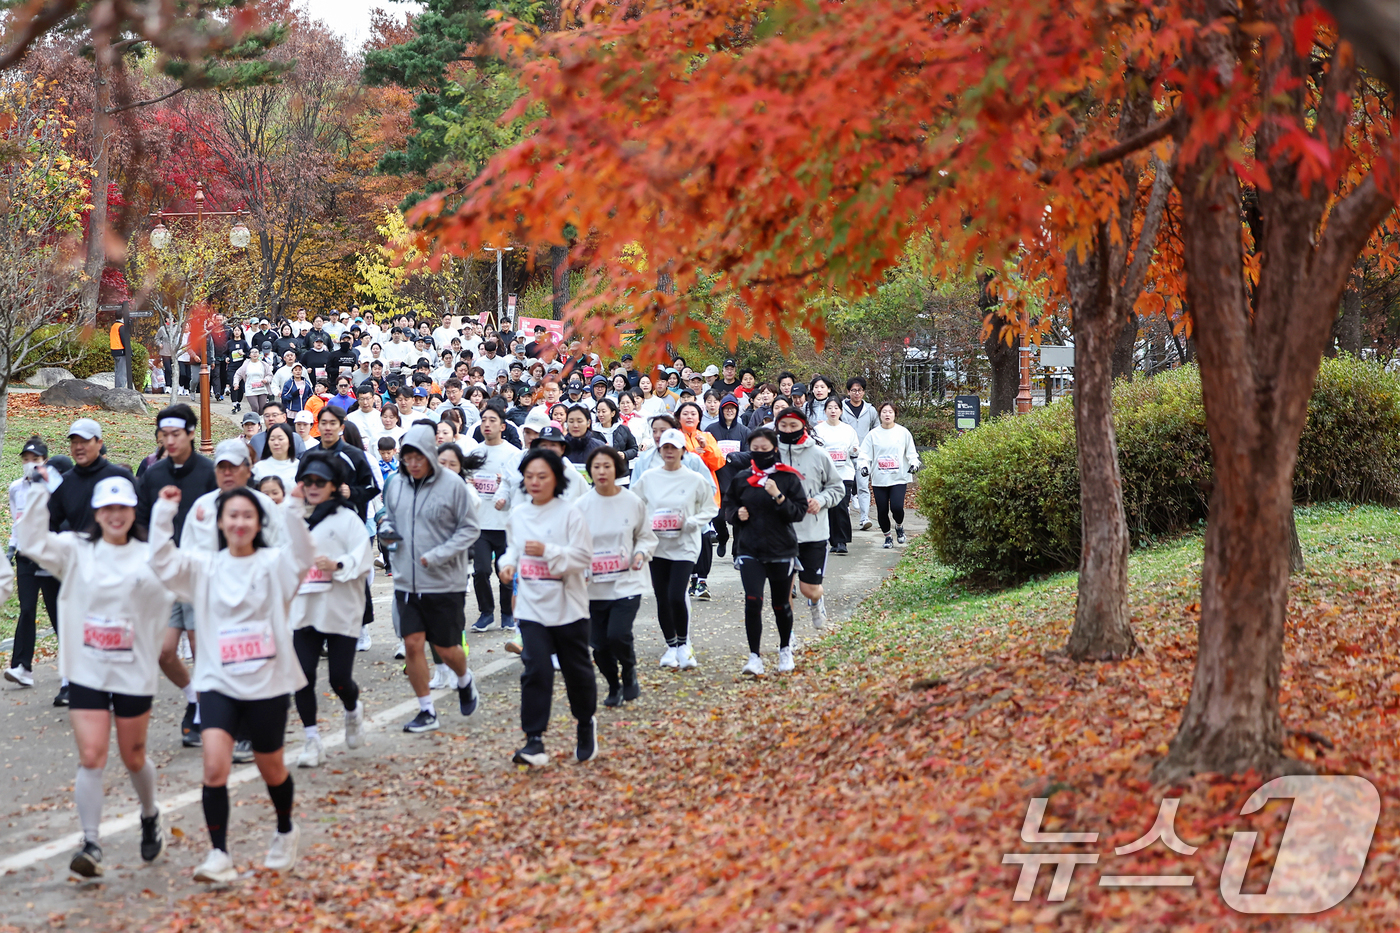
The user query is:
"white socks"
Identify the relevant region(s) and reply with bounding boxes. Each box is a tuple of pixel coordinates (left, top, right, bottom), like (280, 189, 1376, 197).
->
(182, 684, 197, 704)
(304, 725, 320, 742)
(417, 695, 435, 714)
(456, 669, 473, 689)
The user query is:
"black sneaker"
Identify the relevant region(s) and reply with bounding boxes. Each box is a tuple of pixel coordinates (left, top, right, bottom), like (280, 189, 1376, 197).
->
(53, 685, 69, 707)
(458, 674, 479, 716)
(232, 739, 254, 763)
(576, 715, 598, 763)
(896, 526, 907, 545)
(686, 578, 698, 597)
(716, 539, 727, 558)
(513, 735, 548, 766)
(404, 710, 440, 733)
(883, 534, 894, 549)
(693, 580, 712, 601)
(70, 840, 103, 878)
(622, 675, 641, 703)
(603, 686, 623, 708)
(140, 812, 165, 862)
(181, 702, 202, 747)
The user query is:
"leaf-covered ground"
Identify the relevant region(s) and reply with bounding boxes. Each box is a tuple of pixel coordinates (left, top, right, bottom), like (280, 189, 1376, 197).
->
(28, 504, 1400, 932)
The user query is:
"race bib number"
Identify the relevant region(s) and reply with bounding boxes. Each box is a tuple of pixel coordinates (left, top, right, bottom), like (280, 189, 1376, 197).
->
(248, 377, 266, 393)
(519, 556, 559, 582)
(231, 349, 244, 362)
(471, 474, 499, 496)
(718, 440, 740, 455)
(590, 548, 626, 579)
(877, 456, 899, 471)
(828, 448, 849, 463)
(314, 368, 327, 381)
(83, 615, 134, 664)
(652, 508, 682, 538)
(218, 621, 276, 673)
(299, 565, 332, 595)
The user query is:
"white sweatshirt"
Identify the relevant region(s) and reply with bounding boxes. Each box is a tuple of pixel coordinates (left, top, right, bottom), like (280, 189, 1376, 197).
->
(858, 424, 922, 486)
(629, 465, 719, 562)
(470, 440, 523, 532)
(814, 420, 863, 481)
(574, 488, 657, 600)
(14, 486, 167, 696)
(181, 486, 289, 554)
(150, 497, 313, 700)
(287, 502, 373, 637)
(500, 496, 592, 626)
(494, 458, 586, 511)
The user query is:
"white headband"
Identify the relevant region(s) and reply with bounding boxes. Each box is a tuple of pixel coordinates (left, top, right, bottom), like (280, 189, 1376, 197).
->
(158, 417, 188, 431)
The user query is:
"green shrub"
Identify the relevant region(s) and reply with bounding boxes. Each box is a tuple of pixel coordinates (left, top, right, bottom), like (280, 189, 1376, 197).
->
(915, 359, 1400, 579)
(897, 403, 958, 449)
(39, 330, 149, 387)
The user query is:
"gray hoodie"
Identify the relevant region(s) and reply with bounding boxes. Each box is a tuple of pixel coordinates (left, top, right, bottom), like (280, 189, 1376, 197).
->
(841, 399, 879, 441)
(776, 430, 848, 544)
(381, 423, 481, 593)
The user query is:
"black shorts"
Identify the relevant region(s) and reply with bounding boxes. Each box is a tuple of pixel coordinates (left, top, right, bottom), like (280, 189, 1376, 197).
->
(68, 682, 153, 718)
(198, 691, 290, 754)
(797, 540, 828, 585)
(397, 591, 466, 649)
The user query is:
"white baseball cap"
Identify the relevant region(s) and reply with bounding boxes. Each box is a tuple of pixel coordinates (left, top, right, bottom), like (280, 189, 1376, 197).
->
(659, 428, 688, 450)
(213, 438, 251, 466)
(521, 409, 551, 434)
(90, 476, 137, 509)
(295, 410, 315, 424)
(68, 418, 103, 440)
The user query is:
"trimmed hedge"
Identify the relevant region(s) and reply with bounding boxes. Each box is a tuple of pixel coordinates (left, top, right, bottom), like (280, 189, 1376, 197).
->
(916, 359, 1400, 579)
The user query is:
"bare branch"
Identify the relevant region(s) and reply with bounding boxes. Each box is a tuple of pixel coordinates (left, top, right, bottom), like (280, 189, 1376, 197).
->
(1118, 154, 1175, 313)
(107, 85, 187, 114)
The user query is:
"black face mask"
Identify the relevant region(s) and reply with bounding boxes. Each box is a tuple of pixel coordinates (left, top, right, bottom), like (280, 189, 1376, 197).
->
(777, 427, 804, 446)
(751, 449, 778, 470)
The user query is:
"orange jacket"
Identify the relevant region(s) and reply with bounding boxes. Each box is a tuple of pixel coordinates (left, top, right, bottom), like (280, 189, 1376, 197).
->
(682, 427, 725, 504)
(109, 321, 125, 351)
(306, 394, 327, 437)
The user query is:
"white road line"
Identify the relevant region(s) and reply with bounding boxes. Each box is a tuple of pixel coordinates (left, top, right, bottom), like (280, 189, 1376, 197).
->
(0, 656, 518, 875)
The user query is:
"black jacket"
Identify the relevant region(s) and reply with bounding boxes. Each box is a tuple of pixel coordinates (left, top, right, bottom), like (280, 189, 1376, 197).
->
(710, 418, 751, 491)
(50, 457, 136, 534)
(273, 334, 302, 358)
(300, 348, 332, 383)
(562, 431, 606, 466)
(331, 347, 359, 384)
(311, 438, 377, 519)
(134, 452, 216, 544)
(724, 466, 808, 560)
(595, 422, 639, 463)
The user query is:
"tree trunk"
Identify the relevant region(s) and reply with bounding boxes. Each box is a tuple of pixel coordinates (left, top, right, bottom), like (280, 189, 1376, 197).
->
(80, 61, 111, 323)
(0, 382, 10, 456)
(1111, 313, 1137, 379)
(984, 312, 1018, 418)
(1289, 508, 1305, 573)
(1338, 272, 1363, 356)
(550, 245, 570, 320)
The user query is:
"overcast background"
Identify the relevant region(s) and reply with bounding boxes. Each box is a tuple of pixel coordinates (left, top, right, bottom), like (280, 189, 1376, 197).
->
(302, 0, 420, 49)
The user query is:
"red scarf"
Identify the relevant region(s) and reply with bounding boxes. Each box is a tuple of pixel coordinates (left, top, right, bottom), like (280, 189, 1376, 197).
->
(748, 462, 803, 487)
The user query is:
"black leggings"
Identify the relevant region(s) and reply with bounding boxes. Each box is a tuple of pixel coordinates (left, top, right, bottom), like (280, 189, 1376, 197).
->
(693, 531, 714, 579)
(828, 480, 854, 545)
(9, 556, 59, 671)
(292, 628, 360, 728)
(738, 557, 796, 653)
(589, 595, 641, 689)
(648, 557, 694, 647)
(872, 483, 907, 534)
(472, 529, 512, 615)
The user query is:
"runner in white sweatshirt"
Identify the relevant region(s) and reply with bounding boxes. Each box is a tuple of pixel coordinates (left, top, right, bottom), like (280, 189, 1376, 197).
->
(813, 395, 862, 554)
(13, 475, 166, 879)
(575, 446, 658, 707)
(497, 448, 595, 767)
(468, 407, 523, 633)
(857, 402, 922, 548)
(287, 452, 374, 768)
(150, 483, 316, 884)
(629, 429, 719, 670)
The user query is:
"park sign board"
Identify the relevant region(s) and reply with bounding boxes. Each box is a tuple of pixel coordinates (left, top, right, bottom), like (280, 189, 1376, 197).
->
(955, 395, 981, 431)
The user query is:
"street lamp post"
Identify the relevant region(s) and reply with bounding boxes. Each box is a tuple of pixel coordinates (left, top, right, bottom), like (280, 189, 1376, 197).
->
(1016, 332, 1034, 415)
(149, 180, 251, 455)
(484, 246, 514, 332)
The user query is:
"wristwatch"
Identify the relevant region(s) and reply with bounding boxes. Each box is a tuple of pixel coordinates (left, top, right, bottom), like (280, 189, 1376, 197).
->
(336, 561, 344, 571)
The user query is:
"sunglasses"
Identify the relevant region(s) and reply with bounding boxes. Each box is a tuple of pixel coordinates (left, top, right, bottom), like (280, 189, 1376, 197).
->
(302, 476, 333, 487)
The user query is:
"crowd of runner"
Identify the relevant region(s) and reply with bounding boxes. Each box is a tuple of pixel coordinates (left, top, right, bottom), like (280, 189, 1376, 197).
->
(4, 310, 923, 885)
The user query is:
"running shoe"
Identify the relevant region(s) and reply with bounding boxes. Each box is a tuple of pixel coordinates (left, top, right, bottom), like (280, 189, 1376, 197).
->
(622, 673, 641, 702)
(811, 597, 827, 630)
(194, 848, 237, 884)
(686, 578, 698, 597)
(297, 735, 323, 768)
(742, 653, 765, 676)
(576, 715, 598, 763)
(4, 666, 32, 687)
(232, 739, 254, 763)
(471, 612, 495, 633)
(777, 646, 795, 673)
(659, 646, 679, 668)
(344, 701, 366, 749)
(53, 684, 69, 707)
(393, 639, 406, 659)
(513, 735, 548, 767)
(677, 643, 698, 670)
(428, 666, 450, 690)
(716, 539, 726, 558)
(832, 543, 848, 555)
(692, 580, 712, 601)
(69, 841, 103, 878)
(500, 615, 517, 632)
(181, 702, 203, 747)
(860, 519, 873, 531)
(356, 630, 372, 652)
(896, 526, 907, 545)
(404, 710, 439, 733)
(458, 672, 479, 716)
(264, 824, 300, 871)
(883, 534, 894, 549)
(603, 685, 623, 708)
(551, 653, 561, 671)
(140, 811, 165, 862)
(505, 630, 523, 654)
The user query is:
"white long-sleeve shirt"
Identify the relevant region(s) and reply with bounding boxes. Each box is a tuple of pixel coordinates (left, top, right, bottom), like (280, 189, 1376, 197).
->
(150, 497, 314, 700)
(575, 488, 657, 600)
(629, 465, 719, 563)
(287, 502, 373, 637)
(470, 440, 523, 532)
(500, 496, 592, 626)
(814, 420, 863, 481)
(858, 424, 921, 486)
(14, 486, 166, 696)
(181, 486, 288, 554)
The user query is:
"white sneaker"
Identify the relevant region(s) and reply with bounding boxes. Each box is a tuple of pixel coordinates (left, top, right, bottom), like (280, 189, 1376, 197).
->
(393, 639, 406, 660)
(551, 653, 561, 671)
(741, 653, 765, 676)
(264, 823, 299, 871)
(859, 519, 873, 531)
(178, 633, 193, 661)
(659, 646, 679, 668)
(193, 847, 237, 883)
(811, 598, 827, 630)
(428, 667, 450, 690)
(778, 646, 795, 673)
(296, 735, 322, 768)
(356, 630, 372, 652)
(344, 701, 365, 749)
(4, 666, 33, 687)
(677, 643, 698, 670)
